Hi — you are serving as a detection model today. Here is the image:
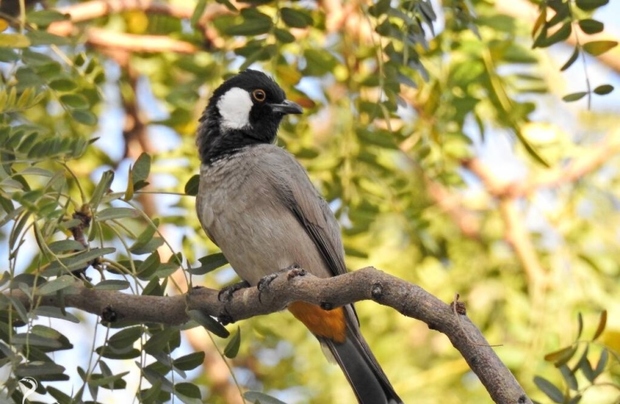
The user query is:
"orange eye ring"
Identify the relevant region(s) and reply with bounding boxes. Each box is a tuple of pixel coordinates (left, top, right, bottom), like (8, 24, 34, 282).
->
(252, 89, 266, 102)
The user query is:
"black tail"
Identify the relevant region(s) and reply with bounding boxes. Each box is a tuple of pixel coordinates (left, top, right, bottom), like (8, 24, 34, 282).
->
(321, 327, 402, 404)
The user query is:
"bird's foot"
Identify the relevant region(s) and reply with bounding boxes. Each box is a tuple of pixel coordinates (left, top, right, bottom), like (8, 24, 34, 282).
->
(218, 280, 251, 302)
(257, 264, 306, 303)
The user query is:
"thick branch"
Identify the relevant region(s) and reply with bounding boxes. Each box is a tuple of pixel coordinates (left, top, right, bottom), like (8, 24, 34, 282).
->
(7, 267, 531, 404)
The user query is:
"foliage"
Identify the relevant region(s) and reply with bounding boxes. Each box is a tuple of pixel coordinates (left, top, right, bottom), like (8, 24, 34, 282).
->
(0, 0, 619, 403)
(534, 312, 613, 404)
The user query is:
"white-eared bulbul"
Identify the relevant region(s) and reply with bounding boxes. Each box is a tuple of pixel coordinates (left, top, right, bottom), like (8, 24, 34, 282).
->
(195, 70, 402, 404)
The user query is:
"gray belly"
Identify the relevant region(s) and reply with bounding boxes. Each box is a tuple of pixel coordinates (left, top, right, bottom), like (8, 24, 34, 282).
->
(197, 163, 328, 285)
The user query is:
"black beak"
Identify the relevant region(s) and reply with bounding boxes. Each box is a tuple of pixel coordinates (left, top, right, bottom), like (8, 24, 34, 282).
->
(270, 100, 303, 115)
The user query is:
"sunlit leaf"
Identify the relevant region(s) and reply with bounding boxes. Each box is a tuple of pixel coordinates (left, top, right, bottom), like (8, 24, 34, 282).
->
(592, 310, 607, 341)
(0, 34, 30, 48)
(582, 40, 618, 56)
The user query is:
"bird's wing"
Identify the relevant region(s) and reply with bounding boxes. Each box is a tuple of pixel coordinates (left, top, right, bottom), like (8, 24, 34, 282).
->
(264, 148, 348, 277)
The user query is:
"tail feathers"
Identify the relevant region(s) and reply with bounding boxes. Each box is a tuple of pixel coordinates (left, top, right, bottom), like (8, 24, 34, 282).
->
(322, 330, 402, 404)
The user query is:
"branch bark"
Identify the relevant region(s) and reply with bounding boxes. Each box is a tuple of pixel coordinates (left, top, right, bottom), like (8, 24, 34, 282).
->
(7, 267, 531, 404)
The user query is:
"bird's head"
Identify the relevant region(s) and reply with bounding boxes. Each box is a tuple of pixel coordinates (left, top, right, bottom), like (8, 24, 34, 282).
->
(197, 69, 303, 164)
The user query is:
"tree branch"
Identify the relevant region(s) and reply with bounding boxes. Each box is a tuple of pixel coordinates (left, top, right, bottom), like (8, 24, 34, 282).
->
(7, 267, 531, 404)
(462, 132, 620, 198)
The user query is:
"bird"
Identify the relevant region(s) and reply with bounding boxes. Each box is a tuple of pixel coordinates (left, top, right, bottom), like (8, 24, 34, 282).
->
(195, 69, 402, 404)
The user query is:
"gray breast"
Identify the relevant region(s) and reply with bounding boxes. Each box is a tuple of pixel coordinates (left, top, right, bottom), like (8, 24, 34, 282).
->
(196, 147, 330, 285)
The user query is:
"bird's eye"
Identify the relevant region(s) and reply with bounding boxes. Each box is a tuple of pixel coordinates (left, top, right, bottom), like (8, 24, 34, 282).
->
(252, 89, 266, 102)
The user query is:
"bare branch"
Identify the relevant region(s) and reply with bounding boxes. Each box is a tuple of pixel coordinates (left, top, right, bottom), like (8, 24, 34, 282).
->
(7, 267, 531, 404)
(463, 132, 620, 199)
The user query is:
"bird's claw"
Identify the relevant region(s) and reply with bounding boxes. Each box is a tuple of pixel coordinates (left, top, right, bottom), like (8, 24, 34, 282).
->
(257, 264, 306, 303)
(218, 280, 251, 302)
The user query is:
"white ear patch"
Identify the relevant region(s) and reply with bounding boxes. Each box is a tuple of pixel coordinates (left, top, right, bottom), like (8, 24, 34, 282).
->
(217, 87, 253, 130)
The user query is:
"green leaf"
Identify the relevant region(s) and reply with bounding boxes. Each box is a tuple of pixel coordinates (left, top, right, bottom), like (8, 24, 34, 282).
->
(26, 30, 70, 46)
(191, 0, 208, 26)
(303, 49, 339, 76)
(578, 19, 604, 34)
(131, 152, 151, 188)
(582, 40, 618, 56)
(175, 383, 202, 400)
(16, 362, 66, 378)
(368, 0, 391, 17)
(224, 9, 273, 36)
(71, 109, 98, 126)
(0, 34, 30, 48)
(33, 306, 80, 323)
(592, 348, 608, 379)
(544, 21, 572, 47)
(189, 253, 229, 275)
(559, 364, 578, 391)
(144, 328, 180, 355)
(533, 376, 564, 403)
(59, 93, 89, 109)
(560, 46, 580, 71)
(224, 327, 241, 358)
(274, 28, 295, 43)
(592, 310, 607, 340)
(46, 247, 116, 273)
(575, 0, 609, 11)
(108, 326, 144, 349)
(13, 333, 63, 349)
(97, 207, 140, 221)
(36, 275, 77, 295)
(577, 312, 583, 339)
(593, 84, 613, 95)
(578, 352, 595, 382)
(568, 394, 583, 404)
(244, 391, 287, 404)
(47, 386, 72, 404)
(48, 239, 85, 253)
(0, 48, 18, 62)
(93, 280, 131, 291)
(96, 344, 141, 360)
(130, 237, 164, 255)
(48, 78, 77, 92)
(215, 0, 237, 11)
(90, 170, 114, 209)
(88, 371, 129, 389)
(184, 174, 200, 196)
(280, 8, 313, 28)
(137, 251, 162, 280)
(562, 92, 587, 102)
(173, 352, 205, 371)
(27, 10, 69, 27)
(544, 345, 578, 367)
(187, 310, 230, 338)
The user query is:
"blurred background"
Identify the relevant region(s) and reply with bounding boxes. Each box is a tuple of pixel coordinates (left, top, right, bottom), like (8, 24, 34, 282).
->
(1, 0, 619, 403)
